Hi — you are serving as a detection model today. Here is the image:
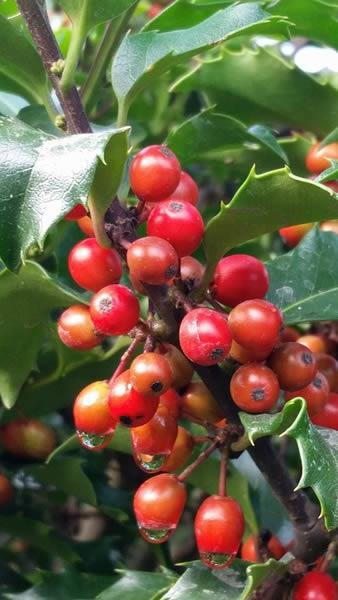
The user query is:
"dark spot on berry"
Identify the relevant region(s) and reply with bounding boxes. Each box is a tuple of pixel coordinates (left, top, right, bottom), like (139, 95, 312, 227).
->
(210, 348, 225, 361)
(252, 388, 265, 402)
(169, 201, 183, 213)
(151, 381, 163, 393)
(99, 297, 113, 313)
(120, 416, 133, 426)
(301, 351, 313, 365)
(164, 264, 178, 280)
(160, 146, 174, 158)
(313, 376, 322, 389)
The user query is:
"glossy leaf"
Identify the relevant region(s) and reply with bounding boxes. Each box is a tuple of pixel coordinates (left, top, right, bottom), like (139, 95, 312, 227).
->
(143, 0, 231, 32)
(267, 228, 338, 324)
(319, 126, 338, 147)
(97, 570, 176, 600)
(5, 570, 112, 599)
(240, 559, 288, 599)
(201, 167, 338, 290)
(240, 398, 338, 530)
(168, 110, 287, 165)
(112, 3, 287, 116)
(315, 160, 338, 184)
(0, 117, 128, 270)
(0, 261, 83, 409)
(59, 0, 138, 32)
(162, 562, 247, 599)
(174, 48, 338, 136)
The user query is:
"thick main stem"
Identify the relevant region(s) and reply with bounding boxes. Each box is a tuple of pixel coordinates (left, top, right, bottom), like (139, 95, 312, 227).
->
(17, 0, 91, 134)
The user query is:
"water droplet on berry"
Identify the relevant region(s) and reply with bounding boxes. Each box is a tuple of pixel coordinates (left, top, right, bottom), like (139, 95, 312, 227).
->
(199, 551, 235, 569)
(139, 526, 173, 543)
(77, 430, 113, 451)
(135, 452, 168, 473)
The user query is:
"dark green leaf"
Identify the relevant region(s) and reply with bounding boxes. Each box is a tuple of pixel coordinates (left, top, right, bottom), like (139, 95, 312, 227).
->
(0, 261, 83, 408)
(143, 0, 231, 32)
(162, 562, 247, 599)
(248, 124, 288, 163)
(25, 458, 97, 506)
(112, 4, 287, 116)
(240, 398, 338, 530)
(315, 160, 338, 184)
(0, 91, 27, 117)
(319, 126, 338, 147)
(5, 569, 112, 600)
(59, 0, 138, 32)
(174, 48, 338, 136)
(0, 117, 128, 270)
(97, 570, 176, 600)
(267, 228, 338, 324)
(18, 105, 62, 136)
(241, 558, 288, 599)
(201, 167, 338, 290)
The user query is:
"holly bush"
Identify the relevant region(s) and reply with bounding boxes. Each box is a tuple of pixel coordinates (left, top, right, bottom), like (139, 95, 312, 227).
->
(0, 0, 337, 598)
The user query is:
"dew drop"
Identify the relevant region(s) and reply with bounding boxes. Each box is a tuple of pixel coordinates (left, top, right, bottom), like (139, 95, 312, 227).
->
(139, 526, 173, 544)
(135, 452, 168, 473)
(77, 430, 113, 451)
(200, 551, 235, 569)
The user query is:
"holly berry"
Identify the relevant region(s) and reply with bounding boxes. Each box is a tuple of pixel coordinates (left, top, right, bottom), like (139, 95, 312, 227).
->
(131, 406, 178, 472)
(311, 392, 338, 430)
(211, 254, 269, 308)
(268, 342, 317, 391)
(179, 308, 232, 366)
(241, 533, 285, 562)
(284, 372, 329, 417)
(158, 388, 182, 419)
(229, 340, 273, 364)
(130, 145, 181, 203)
(228, 299, 282, 352)
(180, 256, 205, 288)
(181, 381, 223, 424)
(297, 334, 328, 355)
(230, 363, 280, 413)
(0, 474, 13, 506)
(0, 420, 56, 460)
(279, 224, 313, 248)
(108, 370, 159, 427)
(280, 326, 300, 343)
(316, 353, 338, 392)
(306, 141, 338, 173)
(90, 284, 140, 335)
(130, 352, 173, 397)
(165, 170, 199, 205)
(148, 2, 162, 18)
(73, 380, 115, 435)
(68, 238, 122, 292)
(127, 236, 178, 285)
(162, 426, 194, 472)
(57, 304, 104, 350)
(292, 570, 337, 600)
(64, 203, 87, 221)
(77, 215, 94, 237)
(147, 199, 204, 257)
(160, 343, 194, 389)
(133, 473, 186, 543)
(194, 495, 244, 568)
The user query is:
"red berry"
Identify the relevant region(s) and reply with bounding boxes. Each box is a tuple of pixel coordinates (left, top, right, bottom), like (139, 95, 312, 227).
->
(162, 426, 194, 472)
(90, 284, 140, 335)
(268, 343, 317, 391)
(306, 141, 338, 173)
(68, 238, 122, 292)
(133, 473, 186, 543)
(241, 534, 285, 562)
(158, 388, 182, 419)
(311, 392, 338, 430)
(127, 236, 178, 285)
(230, 363, 280, 413)
(0, 420, 56, 460)
(284, 372, 329, 417)
(279, 224, 313, 248)
(160, 343, 194, 389)
(228, 299, 282, 352)
(179, 308, 232, 366)
(280, 326, 300, 343)
(229, 340, 273, 364)
(57, 304, 104, 350)
(130, 352, 173, 397)
(73, 380, 116, 434)
(292, 571, 337, 600)
(165, 171, 199, 205)
(131, 406, 178, 472)
(0, 474, 13, 506)
(64, 204, 87, 221)
(181, 381, 223, 424)
(211, 254, 269, 308)
(147, 199, 204, 257)
(77, 215, 94, 237)
(180, 256, 205, 288)
(108, 370, 159, 427)
(194, 496, 244, 568)
(297, 334, 328, 355)
(148, 2, 162, 18)
(130, 145, 181, 203)
(316, 353, 338, 392)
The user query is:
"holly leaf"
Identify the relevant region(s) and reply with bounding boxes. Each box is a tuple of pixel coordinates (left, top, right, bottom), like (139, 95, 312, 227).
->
(319, 126, 338, 148)
(240, 559, 288, 599)
(25, 458, 97, 506)
(0, 116, 129, 271)
(174, 47, 338, 136)
(315, 160, 338, 184)
(201, 167, 338, 290)
(59, 0, 138, 32)
(168, 110, 287, 165)
(112, 3, 288, 116)
(5, 569, 112, 599)
(143, 0, 230, 32)
(240, 398, 338, 530)
(162, 562, 247, 599)
(97, 570, 176, 600)
(0, 261, 84, 409)
(267, 228, 338, 324)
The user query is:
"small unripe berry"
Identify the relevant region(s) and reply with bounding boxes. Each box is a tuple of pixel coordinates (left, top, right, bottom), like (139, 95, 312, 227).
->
(90, 284, 140, 336)
(130, 145, 181, 203)
(179, 308, 232, 366)
(68, 238, 122, 292)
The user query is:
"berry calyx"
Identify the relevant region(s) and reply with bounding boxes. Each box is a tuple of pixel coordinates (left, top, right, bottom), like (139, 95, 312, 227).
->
(0, 474, 13, 506)
(194, 495, 244, 569)
(130, 352, 173, 397)
(64, 203, 87, 221)
(306, 141, 338, 173)
(130, 145, 181, 203)
(230, 363, 280, 413)
(147, 199, 204, 257)
(179, 308, 232, 366)
(268, 342, 317, 391)
(228, 299, 282, 352)
(127, 236, 178, 285)
(165, 170, 199, 205)
(57, 304, 104, 350)
(160, 343, 194, 389)
(211, 254, 269, 308)
(279, 224, 313, 248)
(131, 406, 178, 472)
(73, 380, 116, 435)
(162, 426, 194, 472)
(68, 238, 122, 292)
(181, 381, 223, 424)
(108, 370, 159, 427)
(241, 533, 285, 562)
(284, 372, 329, 417)
(311, 392, 338, 430)
(133, 473, 186, 543)
(90, 284, 140, 335)
(292, 570, 337, 600)
(0, 420, 56, 460)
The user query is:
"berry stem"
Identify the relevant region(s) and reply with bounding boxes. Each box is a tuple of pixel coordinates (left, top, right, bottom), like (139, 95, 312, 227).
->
(178, 439, 219, 482)
(218, 444, 229, 497)
(168, 287, 194, 313)
(109, 335, 142, 384)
